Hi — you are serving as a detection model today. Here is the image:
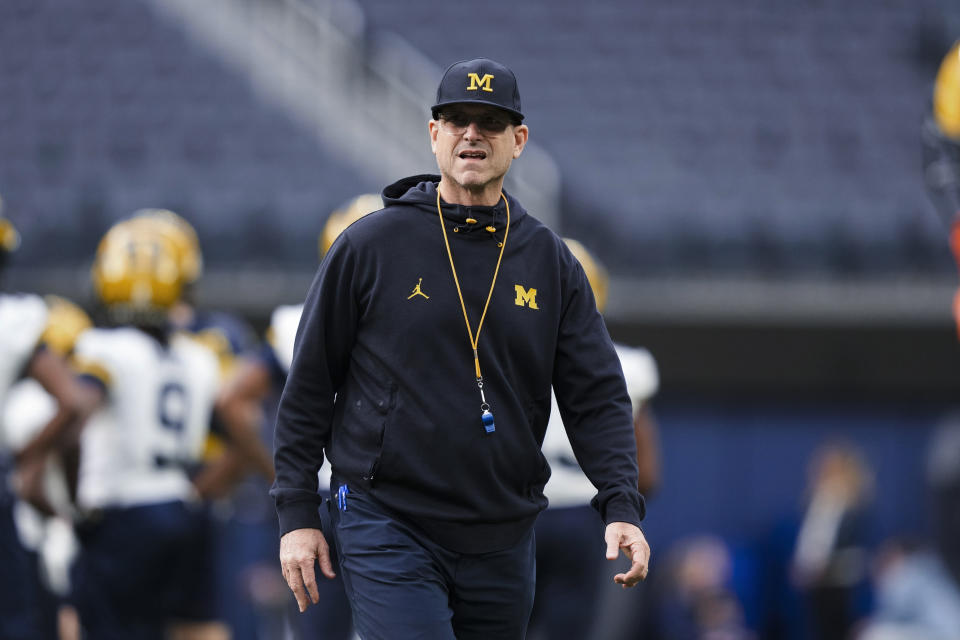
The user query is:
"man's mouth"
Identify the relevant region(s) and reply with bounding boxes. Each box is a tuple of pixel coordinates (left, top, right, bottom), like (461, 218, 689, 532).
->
(458, 150, 487, 160)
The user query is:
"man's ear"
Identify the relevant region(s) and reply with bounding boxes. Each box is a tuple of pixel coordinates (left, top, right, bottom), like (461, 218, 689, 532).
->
(513, 124, 529, 159)
(429, 120, 439, 153)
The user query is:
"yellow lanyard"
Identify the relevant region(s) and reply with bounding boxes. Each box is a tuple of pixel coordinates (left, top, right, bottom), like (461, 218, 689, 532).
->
(435, 190, 510, 383)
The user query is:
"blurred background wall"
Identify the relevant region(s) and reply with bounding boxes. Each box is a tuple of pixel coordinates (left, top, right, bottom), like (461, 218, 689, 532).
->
(3, 0, 960, 637)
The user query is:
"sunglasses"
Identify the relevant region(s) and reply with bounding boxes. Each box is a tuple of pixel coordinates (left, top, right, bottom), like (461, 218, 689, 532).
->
(438, 110, 514, 135)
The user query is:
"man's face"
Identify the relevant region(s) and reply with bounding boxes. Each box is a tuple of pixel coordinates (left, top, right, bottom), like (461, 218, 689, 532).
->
(429, 104, 528, 196)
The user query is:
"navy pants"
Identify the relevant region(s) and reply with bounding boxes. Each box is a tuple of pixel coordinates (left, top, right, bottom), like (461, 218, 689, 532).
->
(331, 483, 536, 640)
(0, 498, 51, 639)
(71, 501, 212, 640)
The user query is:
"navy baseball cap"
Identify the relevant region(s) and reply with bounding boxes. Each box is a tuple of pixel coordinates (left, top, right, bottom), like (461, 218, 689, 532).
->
(431, 58, 524, 122)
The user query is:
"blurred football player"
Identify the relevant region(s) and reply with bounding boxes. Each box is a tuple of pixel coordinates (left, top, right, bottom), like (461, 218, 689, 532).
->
(924, 40, 960, 593)
(0, 205, 94, 640)
(67, 219, 225, 639)
(3, 295, 94, 640)
(528, 238, 662, 640)
(8, 296, 93, 510)
(127, 209, 273, 489)
(924, 41, 960, 335)
(120, 210, 275, 640)
(216, 192, 381, 640)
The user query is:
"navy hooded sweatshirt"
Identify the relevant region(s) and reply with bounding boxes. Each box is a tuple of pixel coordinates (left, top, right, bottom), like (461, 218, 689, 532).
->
(271, 175, 644, 553)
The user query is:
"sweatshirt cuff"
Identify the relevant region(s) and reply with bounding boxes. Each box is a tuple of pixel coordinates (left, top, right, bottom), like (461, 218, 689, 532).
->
(277, 498, 324, 538)
(597, 491, 646, 529)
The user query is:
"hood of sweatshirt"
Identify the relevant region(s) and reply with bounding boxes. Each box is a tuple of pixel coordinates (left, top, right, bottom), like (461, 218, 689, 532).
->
(382, 175, 528, 243)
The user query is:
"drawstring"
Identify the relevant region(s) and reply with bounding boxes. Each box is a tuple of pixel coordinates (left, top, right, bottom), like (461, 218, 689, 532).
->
(451, 214, 505, 246)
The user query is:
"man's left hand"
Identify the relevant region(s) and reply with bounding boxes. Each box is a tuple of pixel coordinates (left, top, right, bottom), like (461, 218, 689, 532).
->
(604, 521, 650, 588)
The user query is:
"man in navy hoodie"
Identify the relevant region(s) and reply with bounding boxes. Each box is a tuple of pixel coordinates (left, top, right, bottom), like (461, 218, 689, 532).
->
(272, 57, 650, 639)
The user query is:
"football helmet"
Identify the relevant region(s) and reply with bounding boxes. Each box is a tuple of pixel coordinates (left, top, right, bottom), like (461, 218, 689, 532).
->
(934, 41, 960, 141)
(563, 238, 609, 314)
(0, 195, 20, 255)
(319, 193, 382, 258)
(129, 208, 203, 286)
(0, 218, 18, 254)
(40, 295, 93, 357)
(91, 219, 183, 314)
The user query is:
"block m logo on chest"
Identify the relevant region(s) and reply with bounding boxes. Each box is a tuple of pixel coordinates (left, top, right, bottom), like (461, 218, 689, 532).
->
(514, 285, 538, 310)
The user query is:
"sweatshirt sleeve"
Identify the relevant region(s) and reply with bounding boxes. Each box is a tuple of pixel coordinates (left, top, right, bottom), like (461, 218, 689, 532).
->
(271, 236, 361, 537)
(552, 257, 645, 528)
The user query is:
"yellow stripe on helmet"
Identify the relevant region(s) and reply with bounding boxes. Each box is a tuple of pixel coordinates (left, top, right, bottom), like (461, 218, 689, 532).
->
(129, 209, 204, 285)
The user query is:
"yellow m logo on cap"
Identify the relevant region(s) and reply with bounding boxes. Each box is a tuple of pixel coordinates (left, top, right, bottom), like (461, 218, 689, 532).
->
(467, 73, 494, 92)
(514, 285, 538, 310)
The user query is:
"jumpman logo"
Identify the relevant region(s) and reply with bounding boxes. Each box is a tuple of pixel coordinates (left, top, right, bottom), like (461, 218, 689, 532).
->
(407, 277, 430, 300)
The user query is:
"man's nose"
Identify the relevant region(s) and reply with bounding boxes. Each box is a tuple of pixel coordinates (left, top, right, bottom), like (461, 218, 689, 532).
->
(463, 122, 483, 139)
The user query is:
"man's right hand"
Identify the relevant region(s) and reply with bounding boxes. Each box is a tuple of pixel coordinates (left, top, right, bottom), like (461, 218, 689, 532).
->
(279, 528, 336, 612)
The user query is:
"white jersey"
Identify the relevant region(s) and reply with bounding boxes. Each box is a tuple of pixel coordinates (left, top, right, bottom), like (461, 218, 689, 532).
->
(269, 302, 333, 491)
(0, 293, 47, 451)
(73, 327, 220, 509)
(542, 343, 659, 508)
(269, 303, 303, 375)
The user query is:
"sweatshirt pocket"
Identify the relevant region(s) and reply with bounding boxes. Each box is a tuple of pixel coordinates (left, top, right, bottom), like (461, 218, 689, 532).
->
(337, 356, 397, 485)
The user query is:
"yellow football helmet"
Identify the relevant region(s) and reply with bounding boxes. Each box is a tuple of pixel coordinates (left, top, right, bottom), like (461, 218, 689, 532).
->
(129, 208, 203, 285)
(0, 196, 20, 254)
(0, 218, 18, 254)
(91, 220, 184, 312)
(40, 295, 93, 357)
(319, 193, 382, 258)
(563, 238, 610, 314)
(934, 41, 960, 141)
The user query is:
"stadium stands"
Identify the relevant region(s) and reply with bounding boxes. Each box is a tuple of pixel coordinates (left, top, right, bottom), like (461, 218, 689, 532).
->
(353, 0, 955, 274)
(0, 0, 377, 270)
(0, 0, 957, 288)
